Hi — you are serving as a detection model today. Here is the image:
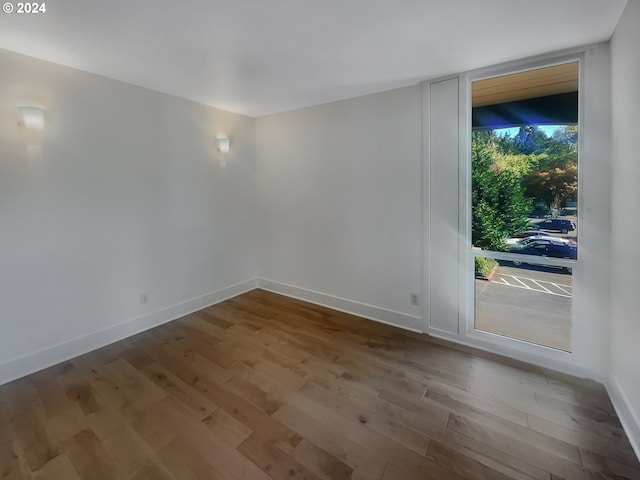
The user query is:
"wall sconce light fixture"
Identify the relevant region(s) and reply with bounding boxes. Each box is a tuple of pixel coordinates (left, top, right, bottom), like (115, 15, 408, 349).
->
(216, 134, 230, 154)
(17, 105, 47, 131)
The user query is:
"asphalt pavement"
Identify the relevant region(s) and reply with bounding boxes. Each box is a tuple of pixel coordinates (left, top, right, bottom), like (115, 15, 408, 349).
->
(475, 262, 572, 352)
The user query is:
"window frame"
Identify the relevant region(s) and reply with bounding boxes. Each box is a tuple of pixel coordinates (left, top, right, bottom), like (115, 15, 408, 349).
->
(459, 54, 584, 359)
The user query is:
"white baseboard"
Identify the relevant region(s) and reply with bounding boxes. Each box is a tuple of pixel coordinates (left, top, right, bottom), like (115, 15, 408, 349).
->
(257, 278, 425, 333)
(0, 278, 258, 386)
(607, 376, 640, 462)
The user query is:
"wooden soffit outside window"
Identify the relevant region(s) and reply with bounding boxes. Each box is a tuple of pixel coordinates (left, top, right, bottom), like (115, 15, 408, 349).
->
(472, 62, 579, 108)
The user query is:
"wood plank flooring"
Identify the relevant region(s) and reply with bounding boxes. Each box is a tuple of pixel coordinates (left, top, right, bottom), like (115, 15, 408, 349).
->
(0, 289, 638, 480)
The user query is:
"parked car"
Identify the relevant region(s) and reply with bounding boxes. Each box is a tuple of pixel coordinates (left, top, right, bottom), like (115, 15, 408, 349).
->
(504, 235, 575, 246)
(534, 218, 576, 234)
(509, 238, 577, 262)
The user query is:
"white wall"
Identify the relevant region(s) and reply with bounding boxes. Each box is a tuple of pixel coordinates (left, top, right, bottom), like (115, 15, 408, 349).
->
(0, 49, 257, 382)
(256, 87, 423, 330)
(609, 0, 640, 455)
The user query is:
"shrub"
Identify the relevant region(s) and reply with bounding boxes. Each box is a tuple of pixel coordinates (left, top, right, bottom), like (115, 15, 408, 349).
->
(472, 133, 533, 251)
(475, 257, 497, 278)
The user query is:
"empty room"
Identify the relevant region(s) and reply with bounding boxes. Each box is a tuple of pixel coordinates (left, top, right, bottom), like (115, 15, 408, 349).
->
(1, 1, 639, 479)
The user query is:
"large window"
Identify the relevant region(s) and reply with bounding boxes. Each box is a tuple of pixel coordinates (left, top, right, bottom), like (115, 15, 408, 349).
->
(471, 62, 578, 352)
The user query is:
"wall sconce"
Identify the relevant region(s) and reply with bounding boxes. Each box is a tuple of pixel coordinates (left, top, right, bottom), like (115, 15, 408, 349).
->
(216, 134, 230, 154)
(17, 105, 47, 131)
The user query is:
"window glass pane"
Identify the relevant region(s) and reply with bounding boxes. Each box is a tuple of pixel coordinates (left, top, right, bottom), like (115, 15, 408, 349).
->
(471, 63, 578, 259)
(474, 257, 572, 351)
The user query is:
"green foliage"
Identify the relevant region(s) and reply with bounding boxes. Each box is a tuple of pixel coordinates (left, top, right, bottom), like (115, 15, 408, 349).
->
(522, 163, 577, 212)
(512, 125, 552, 154)
(472, 134, 533, 251)
(493, 151, 545, 176)
(552, 125, 578, 145)
(475, 257, 497, 277)
(519, 126, 578, 212)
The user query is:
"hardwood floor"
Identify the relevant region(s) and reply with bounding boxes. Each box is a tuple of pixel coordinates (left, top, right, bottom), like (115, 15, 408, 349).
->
(1, 289, 638, 480)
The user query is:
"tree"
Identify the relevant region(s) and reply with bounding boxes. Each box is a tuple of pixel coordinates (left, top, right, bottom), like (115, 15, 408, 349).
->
(523, 163, 577, 214)
(512, 125, 551, 155)
(472, 133, 533, 251)
(552, 125, 578, 145)
(493, 150, 544, 176)
(521, 126, 578, 215)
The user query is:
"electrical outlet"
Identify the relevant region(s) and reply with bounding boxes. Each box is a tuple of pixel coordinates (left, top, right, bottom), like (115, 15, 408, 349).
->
(410, 293, 419, 306)
(140, 293, 149, 305)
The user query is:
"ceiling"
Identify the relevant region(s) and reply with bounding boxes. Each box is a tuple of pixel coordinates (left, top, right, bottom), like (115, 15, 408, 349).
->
(0, 0, 627, 117)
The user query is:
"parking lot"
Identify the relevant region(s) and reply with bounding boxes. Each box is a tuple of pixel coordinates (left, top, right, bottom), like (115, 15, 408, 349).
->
(492, 274, 571, 297)
(475, 262, 572, 351)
